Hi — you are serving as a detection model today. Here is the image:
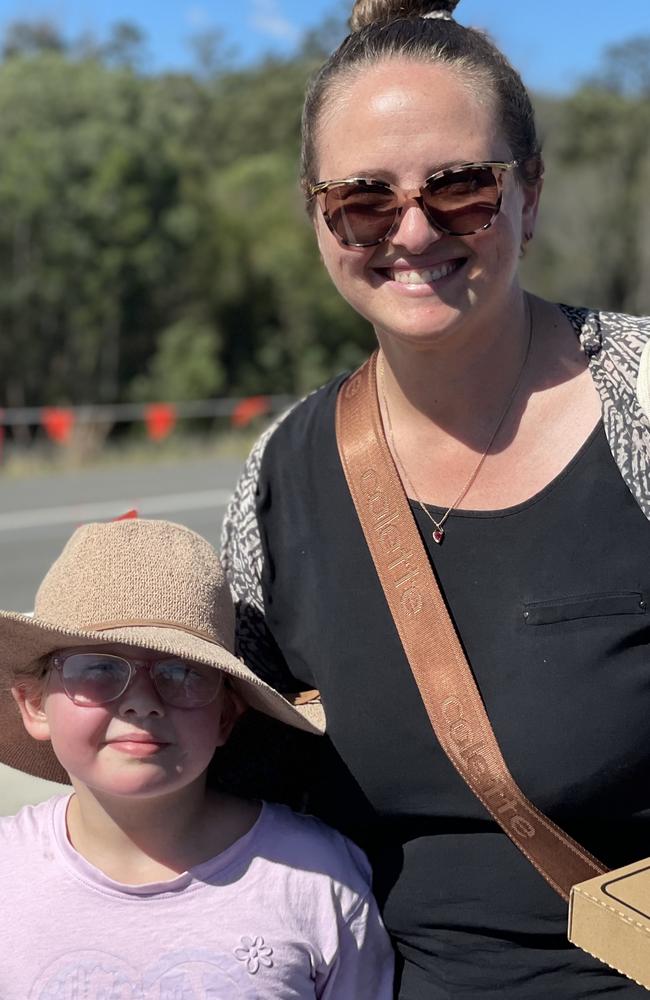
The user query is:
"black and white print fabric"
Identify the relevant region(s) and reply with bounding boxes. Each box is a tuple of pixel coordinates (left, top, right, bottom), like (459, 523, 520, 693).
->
(221, 307, 650, 671)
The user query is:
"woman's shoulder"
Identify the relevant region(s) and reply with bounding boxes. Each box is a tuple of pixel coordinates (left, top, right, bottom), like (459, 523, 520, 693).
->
(254, 371, 348, 467)
(221, 369, 356, 682)
(562, 304, 650, 522)
(562, 303, 650, 416)
(593, 309, 650, 419)
(221, 369, 349, 577)
(562, 304, 650, 363)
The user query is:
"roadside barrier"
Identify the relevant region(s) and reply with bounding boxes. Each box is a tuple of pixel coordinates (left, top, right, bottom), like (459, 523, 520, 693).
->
(0, 394, 295, 462)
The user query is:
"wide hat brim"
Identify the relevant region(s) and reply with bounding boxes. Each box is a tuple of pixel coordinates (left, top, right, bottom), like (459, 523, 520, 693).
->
(0, 612, 325, 785)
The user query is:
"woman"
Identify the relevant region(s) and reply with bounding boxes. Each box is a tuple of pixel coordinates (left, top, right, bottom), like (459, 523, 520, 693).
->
(222, 1, 650, 996)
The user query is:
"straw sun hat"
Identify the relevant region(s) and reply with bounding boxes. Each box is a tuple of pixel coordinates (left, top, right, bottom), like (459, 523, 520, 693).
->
(0, 518, 325, 785)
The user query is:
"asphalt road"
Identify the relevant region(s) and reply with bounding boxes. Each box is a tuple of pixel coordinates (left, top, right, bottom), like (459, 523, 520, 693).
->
(0, 452, 245, 813)
(0, 454, 244, 611)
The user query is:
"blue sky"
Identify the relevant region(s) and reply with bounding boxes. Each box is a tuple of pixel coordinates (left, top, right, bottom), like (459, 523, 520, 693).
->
(2, 0, 649, 93)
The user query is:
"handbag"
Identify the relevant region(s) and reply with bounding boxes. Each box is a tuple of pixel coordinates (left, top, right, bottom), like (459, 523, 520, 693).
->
(335, 350, 650, 990)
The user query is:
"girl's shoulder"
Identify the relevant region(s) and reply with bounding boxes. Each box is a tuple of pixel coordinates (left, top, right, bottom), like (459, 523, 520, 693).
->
(0, 792, 64, 830)
(0, 795, 65, 867)
(260, 802, 372, 891)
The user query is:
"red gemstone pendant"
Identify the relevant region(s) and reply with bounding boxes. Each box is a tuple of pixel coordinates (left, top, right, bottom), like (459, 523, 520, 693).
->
(433, 528, 444, 544)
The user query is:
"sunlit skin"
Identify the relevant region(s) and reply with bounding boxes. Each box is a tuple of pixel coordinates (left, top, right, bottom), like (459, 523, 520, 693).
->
(313, 58, 602, 509)
(12, 643, 258, 883)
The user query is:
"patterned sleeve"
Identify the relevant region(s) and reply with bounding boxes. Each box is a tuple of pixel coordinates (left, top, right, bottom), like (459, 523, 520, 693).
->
(219, 417, 324, 807)
(563, 307, 650, 522)
(220, 420, 297, 690)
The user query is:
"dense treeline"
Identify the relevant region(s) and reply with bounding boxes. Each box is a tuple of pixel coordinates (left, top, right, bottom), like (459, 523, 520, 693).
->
(0, 20, 648, 408)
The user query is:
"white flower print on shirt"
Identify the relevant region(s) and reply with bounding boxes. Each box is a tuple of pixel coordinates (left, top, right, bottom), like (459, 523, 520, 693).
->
(234, 936, 274, 974)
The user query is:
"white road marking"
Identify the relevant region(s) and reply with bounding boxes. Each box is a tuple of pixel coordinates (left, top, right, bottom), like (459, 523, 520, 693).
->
(0, 490, 233, 532)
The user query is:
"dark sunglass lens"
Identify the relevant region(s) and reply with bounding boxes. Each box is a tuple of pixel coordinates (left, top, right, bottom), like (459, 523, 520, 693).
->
(152, 659, 221, 708)
(325, 183, 397, 245)
(61, 653, 129, 706)
(424, 166, 500, 235)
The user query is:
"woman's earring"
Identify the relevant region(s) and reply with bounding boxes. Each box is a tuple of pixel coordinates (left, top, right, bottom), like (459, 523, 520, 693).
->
(519, 232, 533, 258)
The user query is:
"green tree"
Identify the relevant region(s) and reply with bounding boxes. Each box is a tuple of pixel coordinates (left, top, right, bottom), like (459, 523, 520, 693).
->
(0, 18, 646, 417)
(2, 20, 65, 59)
(130, 317, 224, 401)
(535, 37, 650, 314)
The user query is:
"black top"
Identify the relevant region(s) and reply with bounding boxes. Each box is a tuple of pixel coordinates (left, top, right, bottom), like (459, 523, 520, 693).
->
(230, 374, 650, 998)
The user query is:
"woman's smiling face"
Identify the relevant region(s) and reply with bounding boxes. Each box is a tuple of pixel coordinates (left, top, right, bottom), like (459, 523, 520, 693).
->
(312, 58, 540, 350)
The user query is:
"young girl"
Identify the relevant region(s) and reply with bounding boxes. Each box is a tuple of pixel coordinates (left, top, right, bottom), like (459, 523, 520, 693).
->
(0, 517, 393, 998)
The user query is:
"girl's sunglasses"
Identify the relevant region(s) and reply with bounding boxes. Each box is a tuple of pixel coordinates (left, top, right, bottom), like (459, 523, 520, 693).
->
(310, 160, 518, 247)
(51, 650, 223, 709)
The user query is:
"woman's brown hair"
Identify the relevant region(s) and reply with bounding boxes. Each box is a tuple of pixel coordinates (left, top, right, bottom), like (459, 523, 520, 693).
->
(301, 0, 543, 201)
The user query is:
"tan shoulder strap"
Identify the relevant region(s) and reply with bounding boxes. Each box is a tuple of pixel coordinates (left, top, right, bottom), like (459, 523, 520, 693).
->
(335, 352, 605, 902)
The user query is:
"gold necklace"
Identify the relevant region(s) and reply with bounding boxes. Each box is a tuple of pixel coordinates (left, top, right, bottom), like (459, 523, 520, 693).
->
(378, 298, 534, 545)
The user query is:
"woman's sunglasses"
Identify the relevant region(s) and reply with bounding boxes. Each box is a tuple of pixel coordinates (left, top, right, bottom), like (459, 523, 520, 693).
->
(309, 160, 518, 247)
(51, 650, 223, 709)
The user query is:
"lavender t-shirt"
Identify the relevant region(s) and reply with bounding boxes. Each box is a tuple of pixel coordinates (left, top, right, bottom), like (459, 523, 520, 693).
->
(0, 795, 394, 998)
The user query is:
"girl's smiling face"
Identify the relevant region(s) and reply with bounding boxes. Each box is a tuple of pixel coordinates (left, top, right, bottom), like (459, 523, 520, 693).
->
(13, 644, 243, 802)
(312, 58, 540, 351)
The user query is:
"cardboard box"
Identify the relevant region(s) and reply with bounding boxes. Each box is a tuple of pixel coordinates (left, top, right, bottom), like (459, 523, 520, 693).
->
(569, 859, 650, 991)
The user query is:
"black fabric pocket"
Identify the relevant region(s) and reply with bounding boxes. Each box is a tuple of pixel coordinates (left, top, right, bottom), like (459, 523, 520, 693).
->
(523, 591, 647, 625)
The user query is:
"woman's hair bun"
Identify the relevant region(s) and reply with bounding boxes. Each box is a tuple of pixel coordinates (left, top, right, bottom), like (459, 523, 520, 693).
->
(350, 0, 460, 32)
